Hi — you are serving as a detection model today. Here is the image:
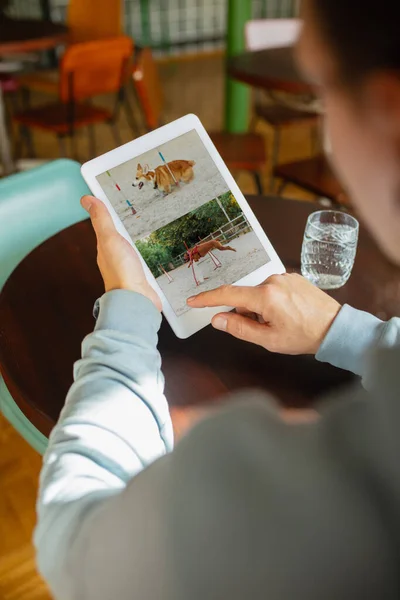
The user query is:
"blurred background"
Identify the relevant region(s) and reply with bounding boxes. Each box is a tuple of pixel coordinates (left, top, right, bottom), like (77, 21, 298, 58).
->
(0, 0, 322, 199)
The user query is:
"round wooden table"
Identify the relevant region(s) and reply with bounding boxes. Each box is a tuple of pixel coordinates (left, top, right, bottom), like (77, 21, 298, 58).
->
(1, 196, 400, 438)
(228, 46, 312, 94)
(0, 16, 68, 174)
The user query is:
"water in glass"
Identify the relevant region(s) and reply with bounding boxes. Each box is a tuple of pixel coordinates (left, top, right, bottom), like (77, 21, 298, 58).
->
(301, 211, 359, 290)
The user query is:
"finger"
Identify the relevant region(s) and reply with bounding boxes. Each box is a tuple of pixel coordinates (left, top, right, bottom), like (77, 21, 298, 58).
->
(187, 285, 262, 313)
(236, 306, 258, 321)
(81, 195, 116, 240)
(235, 306, 249, 314)
(211, 312, 268, 347)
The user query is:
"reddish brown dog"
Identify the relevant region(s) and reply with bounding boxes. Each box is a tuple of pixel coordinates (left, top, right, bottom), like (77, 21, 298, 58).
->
(185, 239, 237, 263)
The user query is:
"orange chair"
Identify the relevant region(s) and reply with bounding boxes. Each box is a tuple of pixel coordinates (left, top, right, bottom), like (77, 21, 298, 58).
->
(13, 37, 135, 158)
(18, 0, 123, 96)
(132, 48, 267, 194)
(67, 0, 123, 42)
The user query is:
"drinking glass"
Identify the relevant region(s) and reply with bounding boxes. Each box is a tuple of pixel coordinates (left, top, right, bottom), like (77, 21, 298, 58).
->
(301, 210, 359, 290)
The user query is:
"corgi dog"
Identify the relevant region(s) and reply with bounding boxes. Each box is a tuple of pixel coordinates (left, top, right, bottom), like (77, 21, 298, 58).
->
(132, 160, 196, 194)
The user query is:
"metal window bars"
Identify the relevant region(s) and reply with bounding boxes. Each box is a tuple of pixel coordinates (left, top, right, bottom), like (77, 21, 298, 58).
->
(5, 0, 297, 55)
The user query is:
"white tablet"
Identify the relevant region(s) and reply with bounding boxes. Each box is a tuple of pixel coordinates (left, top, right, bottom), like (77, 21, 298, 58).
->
(81, 114, 285, 338)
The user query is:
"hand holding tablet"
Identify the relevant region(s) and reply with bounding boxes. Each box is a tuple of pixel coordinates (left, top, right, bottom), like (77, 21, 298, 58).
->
(81, 114, 285, 338)
(80, 195, 162, 312)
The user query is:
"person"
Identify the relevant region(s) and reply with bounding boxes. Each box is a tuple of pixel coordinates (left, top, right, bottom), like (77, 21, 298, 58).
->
(35, 1, 400, 598)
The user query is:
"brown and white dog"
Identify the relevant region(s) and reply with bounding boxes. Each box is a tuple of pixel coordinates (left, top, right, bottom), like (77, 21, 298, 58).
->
(184, 239, 237, 264)
(132, 160, 196, 195)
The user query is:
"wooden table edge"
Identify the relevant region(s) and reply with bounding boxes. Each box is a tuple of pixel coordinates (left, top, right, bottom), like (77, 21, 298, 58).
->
(227, 66, 312, 95)
(1, 362, 54, 436)
(0, 32, 68, 54)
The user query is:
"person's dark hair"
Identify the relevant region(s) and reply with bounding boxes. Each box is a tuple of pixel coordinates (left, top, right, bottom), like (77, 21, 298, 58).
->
(310, 0, 400, 84)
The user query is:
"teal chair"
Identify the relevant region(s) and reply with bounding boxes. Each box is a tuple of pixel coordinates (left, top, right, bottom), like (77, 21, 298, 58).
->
(0, 159, 90, 454)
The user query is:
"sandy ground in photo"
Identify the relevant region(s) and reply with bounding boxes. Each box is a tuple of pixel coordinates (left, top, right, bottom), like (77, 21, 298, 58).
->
(96, 129, 229, 241)
(156, 232, 270, 316)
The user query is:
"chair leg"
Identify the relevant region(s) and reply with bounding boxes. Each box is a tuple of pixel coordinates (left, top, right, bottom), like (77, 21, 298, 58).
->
(70, 132, 79, 161)
(276, 179, 287, 196)
(123, 93, 140, 138)
(4, 92, 20, 125)
(21, 126, 36, 158)
(20, 87, 31, 110)
(110, 121, 122, 146)
(252, 171, 264, 195)
(249, 113, 258, 132)
(130, 82, 149, 134)
(15, 125, 25, 159)
(88, 125, 96, 158)
(270, 127, 281, 192)
(57, 134, 67, 157)
(310, 122, 321, 155)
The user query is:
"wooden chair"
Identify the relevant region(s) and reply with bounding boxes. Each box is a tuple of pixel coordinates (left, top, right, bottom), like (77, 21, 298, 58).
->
(274, 155, 349, 207)
(0, 74, 19, 166)
(17, 0, 123, 96)
(245, 19, 320, 189)
(12, 37, 134, 158)
(132, 48, 267, 194)
(67, 0, 123, 42)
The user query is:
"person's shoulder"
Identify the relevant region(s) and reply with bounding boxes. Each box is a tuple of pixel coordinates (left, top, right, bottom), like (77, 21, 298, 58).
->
(166, 393, 284, 572)
(170, 391, 291, 491)
(177, 391, 283, 451)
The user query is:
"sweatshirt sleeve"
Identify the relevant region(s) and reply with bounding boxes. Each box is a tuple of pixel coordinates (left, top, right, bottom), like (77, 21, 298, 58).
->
(34, 292, 400, 600)
(34, 289, 173, 598)
(316, 304, 400, 387)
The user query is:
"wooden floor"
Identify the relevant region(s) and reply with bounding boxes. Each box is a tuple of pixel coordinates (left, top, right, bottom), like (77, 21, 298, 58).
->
(1, 53, 316, 600)
(0, 416, 51, 600)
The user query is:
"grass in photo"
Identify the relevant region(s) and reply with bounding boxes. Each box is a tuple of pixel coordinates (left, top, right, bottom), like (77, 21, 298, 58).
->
(136, 193, 270, 316)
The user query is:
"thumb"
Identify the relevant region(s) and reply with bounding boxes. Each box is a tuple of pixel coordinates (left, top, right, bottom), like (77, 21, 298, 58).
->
(212, 312, 268, 347)
(81, 195, 116, 240)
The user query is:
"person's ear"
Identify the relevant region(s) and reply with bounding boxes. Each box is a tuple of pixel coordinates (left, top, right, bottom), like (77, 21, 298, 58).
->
(366, 74, 400, 138)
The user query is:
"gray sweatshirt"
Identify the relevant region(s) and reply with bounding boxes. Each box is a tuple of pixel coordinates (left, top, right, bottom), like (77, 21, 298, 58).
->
(34, 291, 400, 600)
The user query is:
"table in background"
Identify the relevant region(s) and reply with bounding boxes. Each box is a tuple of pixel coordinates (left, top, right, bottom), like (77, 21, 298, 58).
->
(0, 15, 67, 174)
(223, 0, 302, 131)
(228, 46, 312, 95)
(1, 196, 400, 438)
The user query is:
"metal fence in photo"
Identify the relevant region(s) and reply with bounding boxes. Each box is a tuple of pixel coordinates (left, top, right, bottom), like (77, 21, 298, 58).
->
(160, 211, 251, 274)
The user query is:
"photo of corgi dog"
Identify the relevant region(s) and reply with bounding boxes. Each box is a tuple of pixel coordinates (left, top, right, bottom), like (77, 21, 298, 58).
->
(132, 160, 196, 194)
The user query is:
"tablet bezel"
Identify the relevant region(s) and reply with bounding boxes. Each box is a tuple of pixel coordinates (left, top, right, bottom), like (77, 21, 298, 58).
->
(81, 114, 285, 338)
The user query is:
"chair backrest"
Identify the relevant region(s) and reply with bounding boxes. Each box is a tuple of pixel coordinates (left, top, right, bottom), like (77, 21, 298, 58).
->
(59, 36, 134, 102)
(0, 159, 89, 292)
(245, 19, 301, 52)
(67, 0, 123, 41)
(132, 47, 164, 130)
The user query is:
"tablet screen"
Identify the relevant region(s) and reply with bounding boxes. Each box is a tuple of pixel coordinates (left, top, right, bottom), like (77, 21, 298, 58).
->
(96, 129, 270, 316)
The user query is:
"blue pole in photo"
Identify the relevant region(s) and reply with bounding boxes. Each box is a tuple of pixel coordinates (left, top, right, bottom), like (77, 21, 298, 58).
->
(159, 150, 179, 185)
